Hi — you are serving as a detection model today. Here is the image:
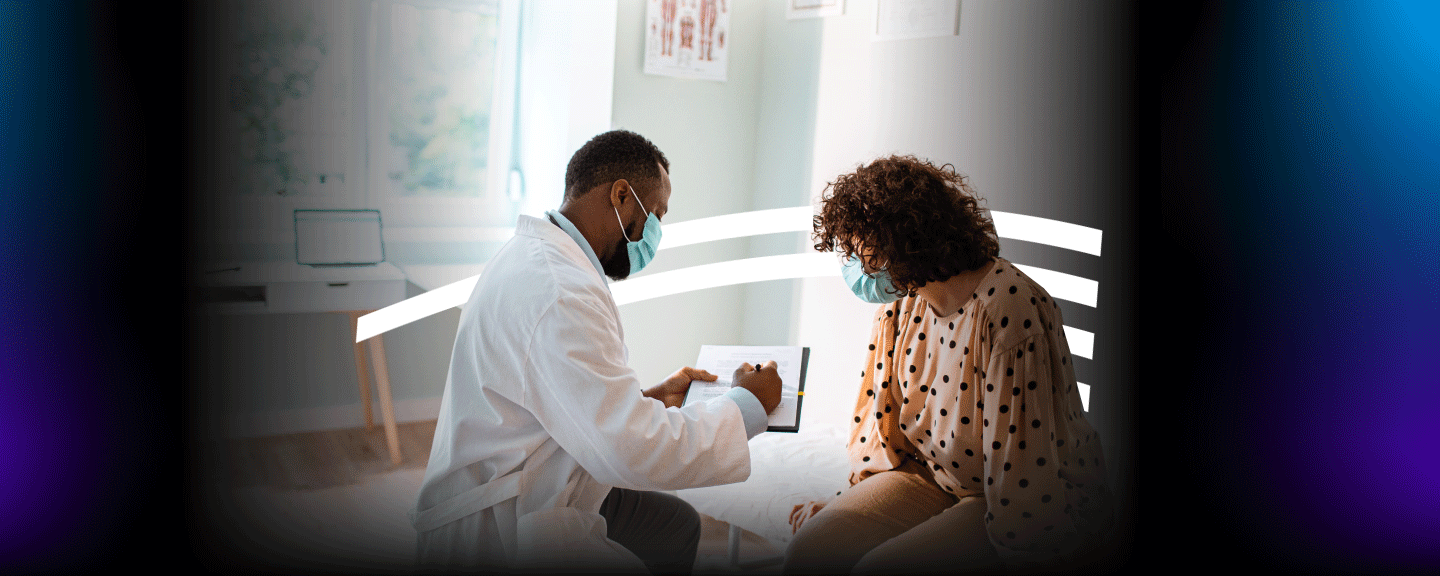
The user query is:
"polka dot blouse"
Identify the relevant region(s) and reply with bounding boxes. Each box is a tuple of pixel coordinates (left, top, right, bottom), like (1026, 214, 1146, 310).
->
(846, 258, 1111, 562)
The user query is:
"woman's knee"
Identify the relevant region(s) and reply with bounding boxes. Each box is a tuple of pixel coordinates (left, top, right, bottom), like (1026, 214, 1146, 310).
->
(850, 497, 999, 575)
(782, 508, 882, 575)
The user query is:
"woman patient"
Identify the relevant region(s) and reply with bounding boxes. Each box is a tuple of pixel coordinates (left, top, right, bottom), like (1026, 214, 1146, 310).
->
(785, 156, 1113, 574)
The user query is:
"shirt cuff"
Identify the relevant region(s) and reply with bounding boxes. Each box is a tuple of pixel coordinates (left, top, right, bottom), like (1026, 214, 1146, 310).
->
(722, 387, 768, 439)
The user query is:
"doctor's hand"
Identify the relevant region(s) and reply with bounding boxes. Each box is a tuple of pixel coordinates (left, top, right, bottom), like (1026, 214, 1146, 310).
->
(644, 367, 718, 409)
(732, 361, 782, 414)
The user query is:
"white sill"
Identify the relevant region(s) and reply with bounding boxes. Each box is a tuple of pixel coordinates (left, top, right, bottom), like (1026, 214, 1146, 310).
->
(200, 226, 514, 245)
(382, 226, 515, 243)
(198, 227, 514, 268)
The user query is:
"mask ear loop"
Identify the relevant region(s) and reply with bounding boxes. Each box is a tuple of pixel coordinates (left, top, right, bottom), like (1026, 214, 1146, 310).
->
(613, 184, 648, 243)
(613, 184, 642, 243)
(612, 205, 633, 242)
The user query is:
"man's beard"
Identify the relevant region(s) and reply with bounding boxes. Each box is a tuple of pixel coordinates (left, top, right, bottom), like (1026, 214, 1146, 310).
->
(602, 236, 632, 281)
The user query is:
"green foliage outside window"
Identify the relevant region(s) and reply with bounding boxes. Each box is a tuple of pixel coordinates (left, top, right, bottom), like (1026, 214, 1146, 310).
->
(227, 1, 346, 197)
(384, 5, 500, 198)
(222, 1, 502, 201)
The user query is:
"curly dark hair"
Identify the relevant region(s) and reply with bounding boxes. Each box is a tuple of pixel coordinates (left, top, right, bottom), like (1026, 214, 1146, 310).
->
(564, 130, 670, 200)
(812, 155, 1000, 296)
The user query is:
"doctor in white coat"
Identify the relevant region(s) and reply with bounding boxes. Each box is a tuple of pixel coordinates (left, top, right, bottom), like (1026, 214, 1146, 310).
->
(412, 130, 782, 575)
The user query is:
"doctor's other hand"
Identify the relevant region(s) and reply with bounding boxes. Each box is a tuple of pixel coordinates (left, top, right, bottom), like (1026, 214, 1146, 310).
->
(645, 367, 717, 409)
(732, 361, 782, 414)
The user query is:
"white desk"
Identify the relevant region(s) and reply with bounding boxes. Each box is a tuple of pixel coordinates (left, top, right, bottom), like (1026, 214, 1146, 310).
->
(197, 261, 409, 465)
(393, 263, 488, 294)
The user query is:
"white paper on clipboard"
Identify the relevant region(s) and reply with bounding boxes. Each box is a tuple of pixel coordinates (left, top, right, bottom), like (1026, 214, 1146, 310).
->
(681, 345, 809, 432)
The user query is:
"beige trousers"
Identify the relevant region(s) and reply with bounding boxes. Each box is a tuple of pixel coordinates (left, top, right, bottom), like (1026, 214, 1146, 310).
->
(783, 470, 1002, 575)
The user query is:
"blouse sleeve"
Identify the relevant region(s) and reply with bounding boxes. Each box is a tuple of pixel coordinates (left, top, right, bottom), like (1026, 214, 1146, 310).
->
(979, 333, 1083, 567)
(847, 301, 914, 487)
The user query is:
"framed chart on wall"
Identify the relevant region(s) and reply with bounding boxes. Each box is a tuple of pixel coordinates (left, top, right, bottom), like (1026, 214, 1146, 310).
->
(644, 0, 730, 81)
(788, 0, 844, 20)
(873, 0, 960, 41)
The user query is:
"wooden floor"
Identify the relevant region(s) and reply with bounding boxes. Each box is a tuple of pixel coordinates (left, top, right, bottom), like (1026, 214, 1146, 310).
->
(193, 419, 787, 573)
(213, 420, 438, 490)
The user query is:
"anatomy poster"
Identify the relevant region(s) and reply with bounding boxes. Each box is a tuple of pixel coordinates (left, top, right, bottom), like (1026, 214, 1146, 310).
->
(645, 0, 729, 82)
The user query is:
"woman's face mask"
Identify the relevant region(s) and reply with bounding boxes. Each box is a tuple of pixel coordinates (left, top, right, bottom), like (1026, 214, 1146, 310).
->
(614, 184, 662, 276)
(842, 255, 900, 304)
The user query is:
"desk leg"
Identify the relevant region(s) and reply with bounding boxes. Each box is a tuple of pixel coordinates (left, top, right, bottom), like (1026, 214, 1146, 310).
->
(728, 524, 741, 568)
(367, 334, 403, 466)
(349, 312, 375, 431)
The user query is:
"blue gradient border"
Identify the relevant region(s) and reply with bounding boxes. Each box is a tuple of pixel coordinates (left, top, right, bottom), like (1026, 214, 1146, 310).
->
(2, 1, 180, 571)
(1, 1, 109, 568)
(4, 0, 1439, 571)
(1186, 0, 1440, 570)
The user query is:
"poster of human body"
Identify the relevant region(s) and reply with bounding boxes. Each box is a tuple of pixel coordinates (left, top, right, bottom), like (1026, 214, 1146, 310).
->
(645, 0, 729, 81)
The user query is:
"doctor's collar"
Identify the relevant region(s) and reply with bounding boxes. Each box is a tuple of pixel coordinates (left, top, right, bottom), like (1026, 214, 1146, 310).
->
(544, 210, 608, 282)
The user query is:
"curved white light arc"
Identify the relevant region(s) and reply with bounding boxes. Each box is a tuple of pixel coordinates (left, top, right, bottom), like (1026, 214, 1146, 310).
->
(356, 258, 1102, 347)
(356, 274, 480, 342)
(658, 207, 1102, 256)
(1010, 264, 1099, 308)
(610, 253, 836, 306)
(658, 206, 815, 251)
(990, 211, 1103, 257)
(1063, 326, 1094, 360)
(356, 208, 1103, 342)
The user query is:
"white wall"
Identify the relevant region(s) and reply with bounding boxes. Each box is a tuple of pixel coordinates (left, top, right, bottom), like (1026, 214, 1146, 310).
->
(610, 0, 816, 387)
(513, 0, 618, 218)
(741, 2, 824, 350)
(797, 0, 1135, 510)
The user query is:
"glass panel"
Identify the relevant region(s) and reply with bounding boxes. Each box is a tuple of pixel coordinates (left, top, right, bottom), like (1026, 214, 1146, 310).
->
(380, 3, 501, 202)
(224, 0, 355, 198)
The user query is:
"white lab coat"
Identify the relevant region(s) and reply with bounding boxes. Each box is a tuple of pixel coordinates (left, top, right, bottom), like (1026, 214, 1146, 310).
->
(412, 215, 753, 573)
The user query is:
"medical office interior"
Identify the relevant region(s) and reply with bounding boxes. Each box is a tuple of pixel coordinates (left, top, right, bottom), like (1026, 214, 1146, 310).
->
(185, 0, 1138, 571)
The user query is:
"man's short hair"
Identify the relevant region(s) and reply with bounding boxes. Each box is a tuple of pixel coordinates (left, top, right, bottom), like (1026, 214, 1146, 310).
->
(564, 130, 670, 200)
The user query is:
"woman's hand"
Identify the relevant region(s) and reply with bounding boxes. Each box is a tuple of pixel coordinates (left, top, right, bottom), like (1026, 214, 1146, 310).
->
(789, 500, 828, 534)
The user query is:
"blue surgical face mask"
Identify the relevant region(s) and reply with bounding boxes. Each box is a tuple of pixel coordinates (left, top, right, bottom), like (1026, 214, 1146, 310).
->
(842, 255, 900, 304)
(614, 185, 662, 276)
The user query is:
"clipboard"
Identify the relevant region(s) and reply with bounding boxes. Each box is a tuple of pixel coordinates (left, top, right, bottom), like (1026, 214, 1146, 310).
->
(681, 345, 810, 433)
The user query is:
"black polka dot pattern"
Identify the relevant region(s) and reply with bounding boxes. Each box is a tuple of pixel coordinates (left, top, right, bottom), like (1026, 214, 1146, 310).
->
(845, 258, 1106, 554)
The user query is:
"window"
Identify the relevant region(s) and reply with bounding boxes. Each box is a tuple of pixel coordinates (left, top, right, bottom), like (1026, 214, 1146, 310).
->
(370, 0, 521, 229)
(223, 0, 357, 201)
(215, 0, 519, 235)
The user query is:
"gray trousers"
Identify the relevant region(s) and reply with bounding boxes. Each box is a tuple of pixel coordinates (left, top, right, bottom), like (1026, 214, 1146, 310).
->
(598, 487, 702, 576)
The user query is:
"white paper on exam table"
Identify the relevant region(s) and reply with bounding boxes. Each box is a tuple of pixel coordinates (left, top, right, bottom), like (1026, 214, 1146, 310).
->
(682, 345, 810, 432)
